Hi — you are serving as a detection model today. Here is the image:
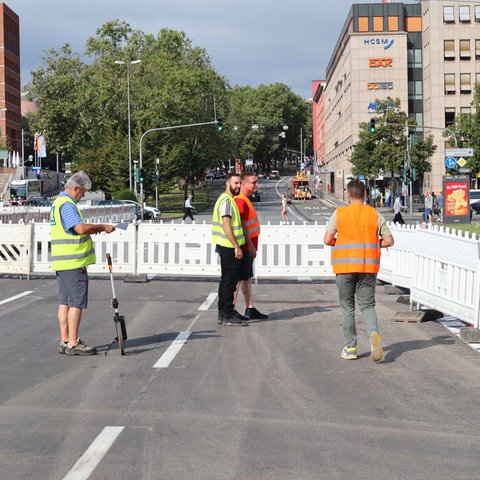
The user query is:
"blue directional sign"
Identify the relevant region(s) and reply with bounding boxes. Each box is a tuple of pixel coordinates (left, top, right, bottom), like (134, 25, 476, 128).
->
(445, 157, 457, 169)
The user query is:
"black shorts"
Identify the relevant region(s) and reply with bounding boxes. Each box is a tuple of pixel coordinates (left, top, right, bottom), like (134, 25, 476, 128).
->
(56, 267, 89, 309)
(238, 250, 253, 281)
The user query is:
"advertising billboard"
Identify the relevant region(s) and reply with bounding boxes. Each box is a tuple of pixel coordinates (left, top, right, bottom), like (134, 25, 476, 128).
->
(442, 175, 470, 223)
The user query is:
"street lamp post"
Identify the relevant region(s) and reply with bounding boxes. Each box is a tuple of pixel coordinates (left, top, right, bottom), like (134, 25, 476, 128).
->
(115, 59, 141, 192)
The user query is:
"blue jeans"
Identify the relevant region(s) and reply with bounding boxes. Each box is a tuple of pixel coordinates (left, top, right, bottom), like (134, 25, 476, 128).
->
(335, 273, 379, 348)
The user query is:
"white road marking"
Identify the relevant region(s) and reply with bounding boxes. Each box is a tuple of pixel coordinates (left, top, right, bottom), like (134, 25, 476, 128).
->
(0, 291, 33, 306)
(198, 291, 217, 310)
(153, 331, 191, 368)
(63, 426, 124, 480)
(152, 292, 216, 368)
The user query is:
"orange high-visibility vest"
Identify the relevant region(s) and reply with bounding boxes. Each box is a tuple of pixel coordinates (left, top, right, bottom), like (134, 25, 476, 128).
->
(331, 204, 381, 274)
(235, 192, 260, 239)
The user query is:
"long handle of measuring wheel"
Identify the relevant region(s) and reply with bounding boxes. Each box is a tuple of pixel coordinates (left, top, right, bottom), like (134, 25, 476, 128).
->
(106, 253, 113, 272)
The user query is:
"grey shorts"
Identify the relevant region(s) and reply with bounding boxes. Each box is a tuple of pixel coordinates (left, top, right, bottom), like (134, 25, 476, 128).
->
(56, 267, 89, 308)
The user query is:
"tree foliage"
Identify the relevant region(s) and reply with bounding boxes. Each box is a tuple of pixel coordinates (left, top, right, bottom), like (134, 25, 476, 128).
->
(27, 20, 310, 199)
(350, 98, 435, 186)
(445, 83, 480, 178)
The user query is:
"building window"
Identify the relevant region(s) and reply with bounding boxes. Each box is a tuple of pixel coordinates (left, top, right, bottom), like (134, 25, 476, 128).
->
(408, 80, 423, 100)
(460, 107, 471, 116)
(408, 48, 422, 67)
(358, 17, 369, 32)
(388, 16, 399, 31)
(459, 5, 470, 23)
(373, 16, 384, 32)
(445, 107, 456, 127)
(444, 40, 455, 60)
(476, 39, 480, 60)
(475, 5, 480, 22)
(459, 39, 471, 60)
(477, 73, 480, 85)
(443, 6, 454, 23)
(444, 73, 455, 94)
(460, 73, 471, 93)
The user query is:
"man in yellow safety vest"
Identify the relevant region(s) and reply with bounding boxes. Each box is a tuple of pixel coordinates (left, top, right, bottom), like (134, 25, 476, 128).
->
(212, 173, 248, 326)
(50, 171, 116, 355)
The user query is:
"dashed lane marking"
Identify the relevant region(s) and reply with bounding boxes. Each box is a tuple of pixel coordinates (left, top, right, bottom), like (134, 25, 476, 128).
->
(0, 291, 33, 306)
(63, 426, 124, 480)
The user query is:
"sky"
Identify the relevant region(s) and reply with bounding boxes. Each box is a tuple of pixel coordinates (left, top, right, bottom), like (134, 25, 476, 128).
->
(9, 0, 389, 100)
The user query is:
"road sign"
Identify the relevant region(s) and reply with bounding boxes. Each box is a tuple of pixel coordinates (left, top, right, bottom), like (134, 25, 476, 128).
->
(445, 157, 456, 168)
(457, 157, 467, 167)
(445, 148, 474, 157)
(358, 174, 364, 181)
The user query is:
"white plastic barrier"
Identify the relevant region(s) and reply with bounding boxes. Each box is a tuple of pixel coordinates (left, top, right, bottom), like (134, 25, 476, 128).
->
(2, 220, 480, 328)
(0, 205, 136, 224)
(30, 221, 137, 274)
(0, 223, 32, 277)
(409, 226, 480, 328)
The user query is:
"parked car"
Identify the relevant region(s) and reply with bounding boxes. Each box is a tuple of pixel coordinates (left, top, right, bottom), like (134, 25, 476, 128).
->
(119, 200, 161, 218)
(470, 201, 480, 215)
(97, 200, 153, 220)
(250, 191, 261, 202)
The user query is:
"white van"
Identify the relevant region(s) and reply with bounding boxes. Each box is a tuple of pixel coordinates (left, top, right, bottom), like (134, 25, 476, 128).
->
(469, 190, 480, 204)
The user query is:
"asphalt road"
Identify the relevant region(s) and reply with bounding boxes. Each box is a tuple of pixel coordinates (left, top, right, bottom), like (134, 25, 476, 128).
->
(1, 272, 480, 480)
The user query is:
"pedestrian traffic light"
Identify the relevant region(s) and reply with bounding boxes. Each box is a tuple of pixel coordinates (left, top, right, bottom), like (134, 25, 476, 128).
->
(369, 118, 376, 133)
(405, 168, 411, 182)
(138, 168, 145, 183)
(216, 116, 223, 132)
(151, 170, 158, 185)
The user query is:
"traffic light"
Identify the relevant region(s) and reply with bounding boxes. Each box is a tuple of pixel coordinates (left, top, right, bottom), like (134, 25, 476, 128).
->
(405, 168, 411, 182)
(134, 167, 139, 182)
(151, 170, 158, 185)
(216, 116, 223, 132)
(138, 168, 146, 183)
(412, 167, 417, 181)
(369, 118, 376, 133)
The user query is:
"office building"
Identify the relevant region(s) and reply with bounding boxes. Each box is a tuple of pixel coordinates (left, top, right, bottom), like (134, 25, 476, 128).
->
(314, 0, 479, 197)
(0, 3, 20, 154)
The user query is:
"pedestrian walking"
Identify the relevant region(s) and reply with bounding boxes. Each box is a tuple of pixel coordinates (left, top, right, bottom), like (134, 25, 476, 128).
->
(212, 172, 248, 326)
(435, 191, 443, 222)
(183, 194, 195, 222)
(423, 191, 433, 223)
(324, 178, 394, 363)
(50, 171, 116, 356)
(281, 193, 289, 224)
(233, 173, 268, 320)
(392, 195, 406, 224)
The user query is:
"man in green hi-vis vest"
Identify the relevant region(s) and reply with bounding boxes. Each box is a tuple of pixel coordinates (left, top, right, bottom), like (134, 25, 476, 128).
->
(50, 171, 116, 356)
(212, 172, 248, 327)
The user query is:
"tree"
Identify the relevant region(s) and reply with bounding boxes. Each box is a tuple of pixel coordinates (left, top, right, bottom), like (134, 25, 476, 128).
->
(226, 83, 309, 172)
(29, 21, 228, 197)
(350, 98, 435, 191)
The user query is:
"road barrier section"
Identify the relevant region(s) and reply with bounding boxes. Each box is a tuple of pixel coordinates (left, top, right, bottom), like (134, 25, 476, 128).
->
(0, 221, 479, 327)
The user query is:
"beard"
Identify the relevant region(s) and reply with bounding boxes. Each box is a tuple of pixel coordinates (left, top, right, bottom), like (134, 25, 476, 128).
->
(229, 185, 240, 196)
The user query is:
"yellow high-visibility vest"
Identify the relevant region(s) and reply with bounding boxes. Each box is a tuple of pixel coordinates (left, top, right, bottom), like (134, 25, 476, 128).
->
(212, 193, 245, 248)
(50, 195, 96, 271)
